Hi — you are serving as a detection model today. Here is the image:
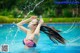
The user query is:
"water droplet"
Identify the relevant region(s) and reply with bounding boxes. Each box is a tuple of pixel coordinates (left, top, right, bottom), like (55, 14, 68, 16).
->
(18, 15, 21, 18)
(24, 15, 27, 18)
(21, 11, 23, 14)
(30, 11, 33, 12)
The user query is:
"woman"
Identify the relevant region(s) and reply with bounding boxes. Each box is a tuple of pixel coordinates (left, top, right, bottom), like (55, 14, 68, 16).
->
(17, 16, 66, 49)
(17, 16, 44, 48)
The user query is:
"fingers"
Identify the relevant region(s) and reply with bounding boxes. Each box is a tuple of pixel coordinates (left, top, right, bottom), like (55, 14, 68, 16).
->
(39, 18, 44, 24)
(30, 16, 37, 21)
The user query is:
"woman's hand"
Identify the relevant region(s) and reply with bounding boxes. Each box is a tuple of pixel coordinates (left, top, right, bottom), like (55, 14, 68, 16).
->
(30, 16, 37, 20)
(39, 18, 44, 24)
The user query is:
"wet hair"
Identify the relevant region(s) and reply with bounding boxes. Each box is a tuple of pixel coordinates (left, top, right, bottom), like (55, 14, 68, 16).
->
(40, 25, 66, 44)
(36, 18, 66, 44)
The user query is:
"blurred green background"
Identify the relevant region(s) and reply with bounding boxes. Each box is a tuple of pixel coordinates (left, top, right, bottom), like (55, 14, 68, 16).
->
(0, 0, 80, 23)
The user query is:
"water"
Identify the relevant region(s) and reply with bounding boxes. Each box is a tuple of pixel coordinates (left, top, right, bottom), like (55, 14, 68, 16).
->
(0, 23, 80, 53)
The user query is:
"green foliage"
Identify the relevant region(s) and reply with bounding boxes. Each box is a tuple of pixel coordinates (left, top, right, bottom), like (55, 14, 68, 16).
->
(0, 9, 9, 16)
(0, 16, 80, 23)
(33, 6, 44, 16)
(48, 9, 56, 17)
(0, 16, 21, 23)
(0, 0, 80, 18)
(63, 9, 72, 17)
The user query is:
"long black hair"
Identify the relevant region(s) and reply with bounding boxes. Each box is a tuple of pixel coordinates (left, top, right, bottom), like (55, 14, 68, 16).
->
(40, 25, 66, 44)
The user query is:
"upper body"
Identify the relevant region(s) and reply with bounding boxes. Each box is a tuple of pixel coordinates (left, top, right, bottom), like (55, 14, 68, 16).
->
(17, 16, 44, 45)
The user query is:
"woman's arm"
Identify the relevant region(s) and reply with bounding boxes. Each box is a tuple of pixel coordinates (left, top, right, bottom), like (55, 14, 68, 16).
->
(34, 18, 44, 35)
(17, 18, 31, 26)
(17, 18, 31, 33)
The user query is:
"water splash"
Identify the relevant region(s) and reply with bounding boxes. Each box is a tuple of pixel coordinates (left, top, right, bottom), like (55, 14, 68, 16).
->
(10, 0, 44, 44)
(5, 23, 16, 44)
(62, 0, 78, 33)
(69, 36, 80, 43)
(63, 23, 76, 33)
(62, 1, 79, 46)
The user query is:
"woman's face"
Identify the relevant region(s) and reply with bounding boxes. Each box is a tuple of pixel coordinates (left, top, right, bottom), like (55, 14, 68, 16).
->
(28, 19, 38, 30)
